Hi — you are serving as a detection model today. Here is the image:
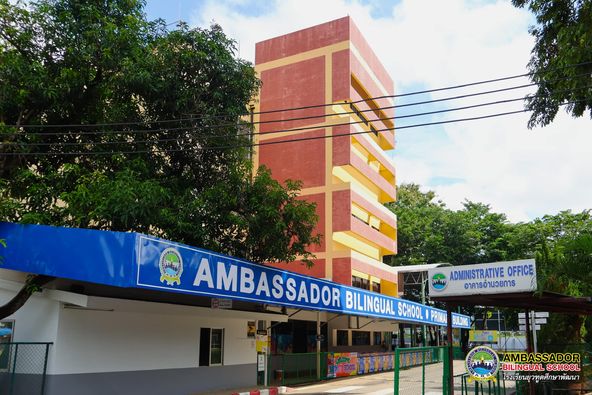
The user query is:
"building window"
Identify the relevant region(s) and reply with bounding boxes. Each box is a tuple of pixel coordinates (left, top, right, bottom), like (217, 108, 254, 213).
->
(336, 330, 349, 346)
(373, 331, 382, 346)
(372, 281, 381, 293)
(352, 213, 369, 225)
(0, 320, 14, 343)
(352, 276, 369, 290)
(199, 328, 224, 366)
(0, 320, 14, 370)
(352, 331, 370, 346)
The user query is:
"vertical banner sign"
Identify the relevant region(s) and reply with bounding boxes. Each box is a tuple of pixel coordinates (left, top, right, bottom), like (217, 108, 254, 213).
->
(247, 321, 256, 338)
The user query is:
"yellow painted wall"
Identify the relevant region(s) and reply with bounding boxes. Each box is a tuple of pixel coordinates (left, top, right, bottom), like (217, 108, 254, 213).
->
(380, 279, 398, 297)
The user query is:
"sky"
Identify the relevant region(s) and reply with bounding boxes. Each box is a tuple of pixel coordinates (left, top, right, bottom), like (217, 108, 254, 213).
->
(145, 0, 592, 223)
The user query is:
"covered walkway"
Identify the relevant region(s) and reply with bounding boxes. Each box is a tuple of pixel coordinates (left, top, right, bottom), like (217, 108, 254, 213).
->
(0, 222, 470, 394)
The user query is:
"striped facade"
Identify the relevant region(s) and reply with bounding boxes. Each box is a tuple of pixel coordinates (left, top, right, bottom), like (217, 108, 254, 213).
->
(253, 17, 399, 297)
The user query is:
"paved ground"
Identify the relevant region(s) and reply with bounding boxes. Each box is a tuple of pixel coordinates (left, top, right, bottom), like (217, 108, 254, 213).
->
(205, 360, 517, 395)
(289, 361, 466, 395)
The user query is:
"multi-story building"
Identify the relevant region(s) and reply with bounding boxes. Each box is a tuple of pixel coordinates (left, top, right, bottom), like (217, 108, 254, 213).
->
(254, 16, 398, 298)
(253, 16, 400, 351)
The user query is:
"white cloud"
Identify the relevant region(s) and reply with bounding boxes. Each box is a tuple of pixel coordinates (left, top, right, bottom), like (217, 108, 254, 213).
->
(187, 0, 591, 222)
(432, 112, 592, 222)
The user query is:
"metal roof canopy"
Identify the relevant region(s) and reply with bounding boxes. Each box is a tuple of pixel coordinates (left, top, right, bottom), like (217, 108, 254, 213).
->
(431, 291, 592, 315)
(430, 262, 592, 395)
(433, 290, 592, 395)
(0, 222, 471, 328)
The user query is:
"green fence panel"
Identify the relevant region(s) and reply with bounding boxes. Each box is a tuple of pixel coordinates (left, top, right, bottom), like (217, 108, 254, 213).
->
(0, 342, 52, 395)
(267, 352, 329, 386)
(457, 370, 508, 395)
(393, 346, 449, 395)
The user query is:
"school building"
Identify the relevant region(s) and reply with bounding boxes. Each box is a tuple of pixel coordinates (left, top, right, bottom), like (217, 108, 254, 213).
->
(253, 16, 401, 353)
(0, 222, 469, 394)
(0, 17, 473, 395)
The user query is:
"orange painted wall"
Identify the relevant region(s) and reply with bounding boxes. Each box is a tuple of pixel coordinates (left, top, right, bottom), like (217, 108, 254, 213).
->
(333, 256, 398, 287)
(332, 49, 350, 102)
(258, 129, 326, 188)
(348, 19, 393, 97)
(259, 56, 326, 132)
(255, 17, 397, 288)
(350, 53, 394, 119)
(332, 189, 351, 232)
(351, 256, 397, 283)
(298, 193, 326, 253)
(265, 258, 327, 278)
(256, 17, 349, 63)
(332, 257, 353, 286)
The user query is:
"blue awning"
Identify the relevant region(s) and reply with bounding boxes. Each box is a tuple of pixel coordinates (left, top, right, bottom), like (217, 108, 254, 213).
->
(0, 222, 470, 328)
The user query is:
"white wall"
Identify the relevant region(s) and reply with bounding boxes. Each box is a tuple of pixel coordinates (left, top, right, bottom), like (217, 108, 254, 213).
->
(0, 289, 60, 344)
(0, 287, 61, 374)
(51, 296, 262, 375)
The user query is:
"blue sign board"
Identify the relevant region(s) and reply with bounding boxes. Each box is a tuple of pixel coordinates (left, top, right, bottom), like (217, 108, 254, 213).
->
(0, 222, 470, 328)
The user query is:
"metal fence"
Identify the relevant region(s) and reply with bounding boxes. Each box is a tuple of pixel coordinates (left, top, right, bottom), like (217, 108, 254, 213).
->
(455, 371, 511, 395)
(267, 352, 329, 386)
(0, 343, 52, 395)
(267, 346, 468, 390)
(394, 346, 448, 395)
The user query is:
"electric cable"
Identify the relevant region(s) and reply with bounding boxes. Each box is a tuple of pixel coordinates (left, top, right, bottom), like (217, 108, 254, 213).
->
(5, 84, 590, 147)
(4, 60, 591, 129)
(0, 99, 583, 156)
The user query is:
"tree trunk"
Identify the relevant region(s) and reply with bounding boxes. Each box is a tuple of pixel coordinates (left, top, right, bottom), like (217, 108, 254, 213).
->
(0, 275, 55, 320)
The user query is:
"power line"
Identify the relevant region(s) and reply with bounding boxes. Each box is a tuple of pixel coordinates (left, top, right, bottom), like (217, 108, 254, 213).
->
(1, 99, 582, 156)
(5, 61, 591, 129)
(8, 74, 590, 139)
(5, 84, 590, 147)
(251, 60, 592, 115)
(0, 95, 536, 148)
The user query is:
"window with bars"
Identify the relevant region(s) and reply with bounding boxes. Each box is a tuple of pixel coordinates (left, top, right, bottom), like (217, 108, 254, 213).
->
(372, 281, 381, 293)
(336, 330, 349, 346)
(352, 276, 370, 290)
(352, 330, 370, 346)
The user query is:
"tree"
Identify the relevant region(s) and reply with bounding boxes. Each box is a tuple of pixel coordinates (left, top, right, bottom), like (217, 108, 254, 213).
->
(385, 183, 449, 267)
(0, 0, 320, 318)
(533, 222, 592, 388)
(389, 184, 592, 359)
(386, 184, 521, 269)
(512, 0, 592, 127)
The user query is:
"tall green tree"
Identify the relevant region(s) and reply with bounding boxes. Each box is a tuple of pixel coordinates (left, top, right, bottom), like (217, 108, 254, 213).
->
(389, 184, 592, 357)
(386, 184, 522, 268)
(512, 0, 592, 127)
(0, 0, 320, 318)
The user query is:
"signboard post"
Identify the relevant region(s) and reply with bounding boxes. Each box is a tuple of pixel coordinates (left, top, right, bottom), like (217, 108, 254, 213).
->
(518, 312, 548, 353)
(427, 259, 538, 395)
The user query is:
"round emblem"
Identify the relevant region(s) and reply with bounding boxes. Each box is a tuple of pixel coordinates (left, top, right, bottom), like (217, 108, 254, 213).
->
(431, 273, 448, 291)
(159, 247, 183, 286)
(466, 346, 499, 382)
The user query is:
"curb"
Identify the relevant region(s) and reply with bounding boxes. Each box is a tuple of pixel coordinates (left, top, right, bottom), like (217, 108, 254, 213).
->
(232, 387, 283, 395)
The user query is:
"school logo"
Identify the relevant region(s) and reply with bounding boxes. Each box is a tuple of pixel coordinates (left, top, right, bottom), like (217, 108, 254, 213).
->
(466, 346, 499, 383)
(159, 247, 183, 286)
(431, 273, 448, 291)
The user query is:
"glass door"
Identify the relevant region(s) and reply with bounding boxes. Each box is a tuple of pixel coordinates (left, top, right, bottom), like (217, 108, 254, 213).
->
(210, 328, 224, 365)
